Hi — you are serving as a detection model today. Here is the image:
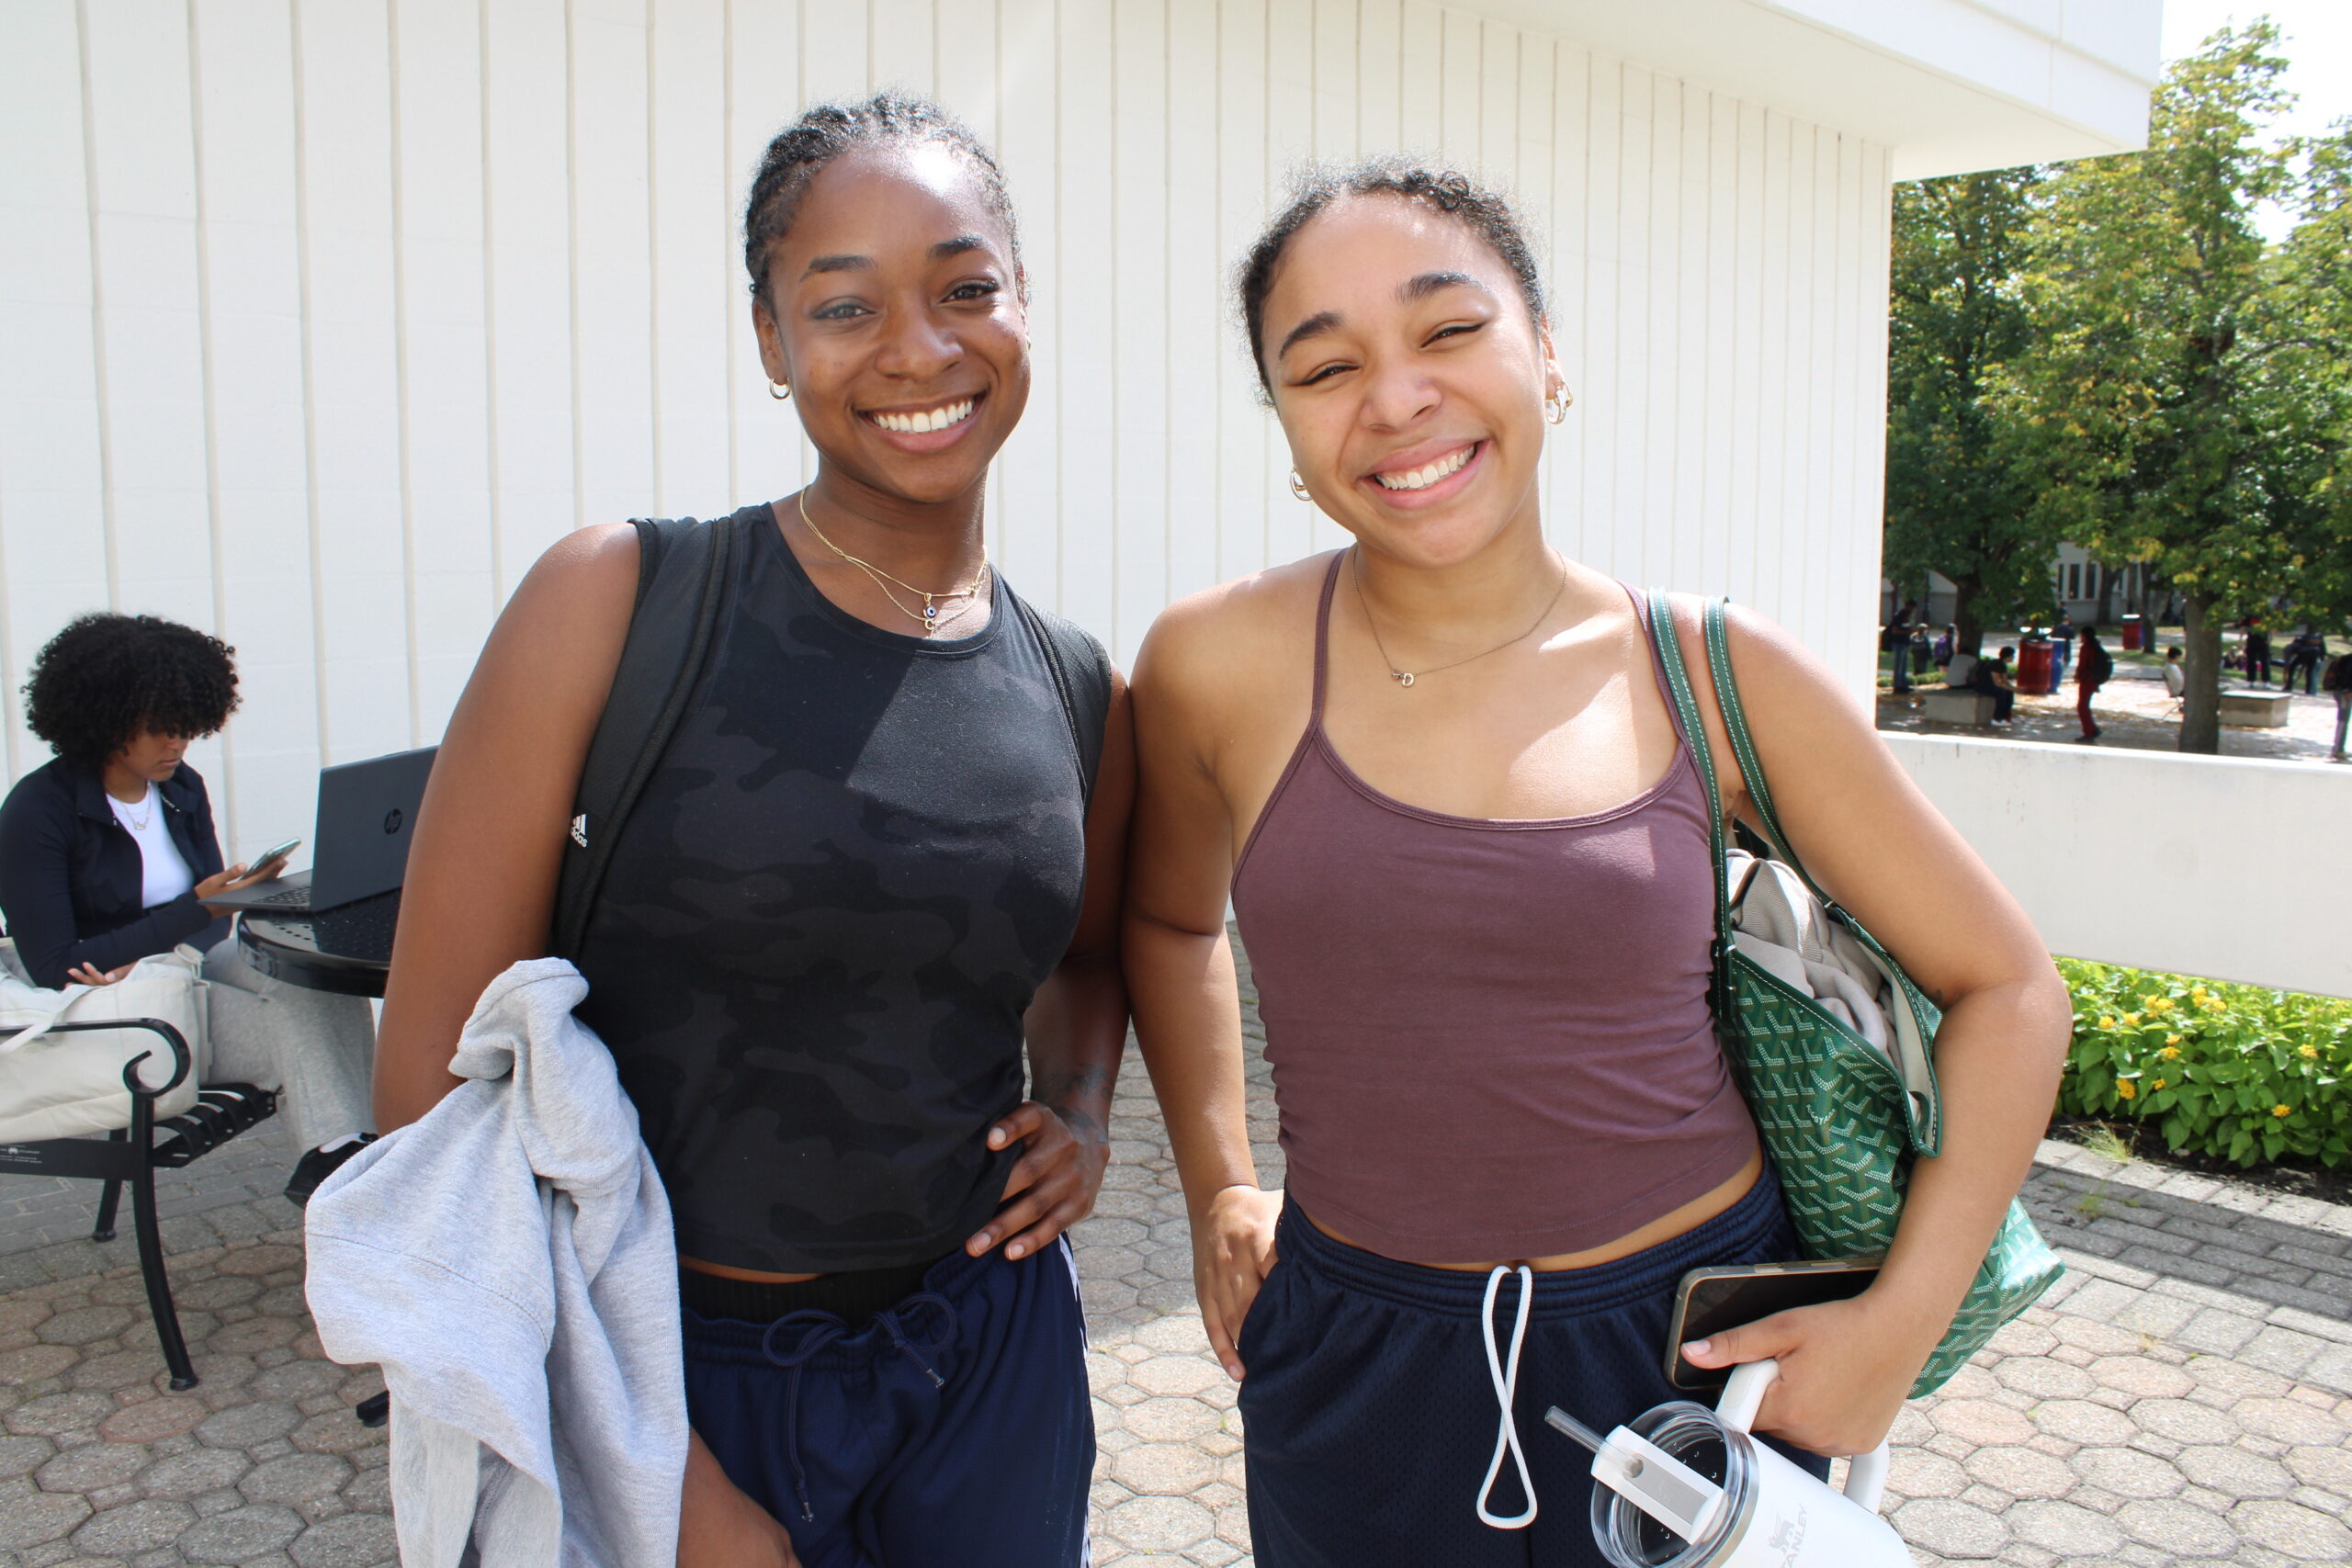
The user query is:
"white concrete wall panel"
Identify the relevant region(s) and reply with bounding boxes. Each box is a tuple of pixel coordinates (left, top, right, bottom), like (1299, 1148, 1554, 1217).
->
(0, 2, 106, 776)
(1887, 736, 2350, 1000)
(2, 0, 1894, 884)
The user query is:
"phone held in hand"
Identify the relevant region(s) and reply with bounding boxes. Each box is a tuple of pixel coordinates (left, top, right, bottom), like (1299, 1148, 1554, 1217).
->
(1665, 1258, 1882, 1391)
(248, 838, 300, 875)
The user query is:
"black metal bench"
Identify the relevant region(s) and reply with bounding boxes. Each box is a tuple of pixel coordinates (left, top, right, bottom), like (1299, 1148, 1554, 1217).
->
(0, 1018, 276, 1390)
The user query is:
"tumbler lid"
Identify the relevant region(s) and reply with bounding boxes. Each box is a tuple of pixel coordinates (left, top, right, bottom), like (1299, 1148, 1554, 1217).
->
(1577, 1403, 1756, 1568)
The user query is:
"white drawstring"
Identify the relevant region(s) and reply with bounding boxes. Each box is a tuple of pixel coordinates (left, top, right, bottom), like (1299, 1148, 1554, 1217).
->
(1476, 1264, 1539, 1529)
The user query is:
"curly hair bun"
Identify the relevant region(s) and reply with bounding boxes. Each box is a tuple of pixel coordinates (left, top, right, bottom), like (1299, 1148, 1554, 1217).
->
(22, 613, 241, 770)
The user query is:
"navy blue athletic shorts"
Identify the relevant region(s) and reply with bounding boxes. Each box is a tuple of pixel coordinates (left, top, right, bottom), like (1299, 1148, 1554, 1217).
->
(1237, 1170, 1830, 1567)
(683, 1237, 1092, 1568)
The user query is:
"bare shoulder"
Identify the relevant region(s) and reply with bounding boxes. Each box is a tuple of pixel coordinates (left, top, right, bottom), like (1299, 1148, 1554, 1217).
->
(438, 523, 645, 768)
(504, 522, 640, 632)
(1134, 552, 1336, 702)
(1711, 599, 1874, 737)
(1651, 593, 1868, 729)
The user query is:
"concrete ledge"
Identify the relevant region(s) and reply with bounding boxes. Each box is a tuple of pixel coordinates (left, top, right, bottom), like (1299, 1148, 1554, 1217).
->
(2220, 690, 2292, 728)
(1921, 689, 1998, 726)
(1883, 734, 2349, 994)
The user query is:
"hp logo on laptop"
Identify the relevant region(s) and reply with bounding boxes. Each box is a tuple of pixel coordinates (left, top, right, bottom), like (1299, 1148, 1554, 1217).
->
(383, 808, 403, 835)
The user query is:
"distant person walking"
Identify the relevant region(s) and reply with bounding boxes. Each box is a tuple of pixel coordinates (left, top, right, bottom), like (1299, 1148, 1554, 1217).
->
(1886, 598, 1919, 694)
(2242, 620, 2271, 686)
(2326, 652, 2352, 762)
(2162, 647, 2186, 701)
(2075, 626, 2112, 741)
(2052, 610, 2074, 684)
(2281, 631, 2324, 696)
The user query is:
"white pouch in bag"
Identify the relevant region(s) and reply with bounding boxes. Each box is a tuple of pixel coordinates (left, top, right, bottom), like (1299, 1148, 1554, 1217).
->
(0, 941, 209, 1142)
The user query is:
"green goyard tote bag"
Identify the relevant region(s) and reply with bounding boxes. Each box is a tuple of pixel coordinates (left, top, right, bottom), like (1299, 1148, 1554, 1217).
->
(1645, 590, 2064, 1397)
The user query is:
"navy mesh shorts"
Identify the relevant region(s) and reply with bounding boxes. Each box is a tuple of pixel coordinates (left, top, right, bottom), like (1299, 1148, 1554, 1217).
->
(1237, 1171, 1830, 1567)
(684, 1237, 1092, 1568)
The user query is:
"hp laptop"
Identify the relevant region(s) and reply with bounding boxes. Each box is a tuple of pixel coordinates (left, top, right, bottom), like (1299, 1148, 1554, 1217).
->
(207, 747, 436, 916)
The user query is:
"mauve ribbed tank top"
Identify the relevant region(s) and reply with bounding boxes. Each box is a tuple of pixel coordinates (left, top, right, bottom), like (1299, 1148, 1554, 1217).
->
(1229, 558, 1758, 1264)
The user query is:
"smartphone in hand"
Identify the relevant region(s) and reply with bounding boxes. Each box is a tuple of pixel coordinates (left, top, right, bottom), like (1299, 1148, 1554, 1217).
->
(245, 838, 300, 878)
(1665, 1258, 1882, 1391)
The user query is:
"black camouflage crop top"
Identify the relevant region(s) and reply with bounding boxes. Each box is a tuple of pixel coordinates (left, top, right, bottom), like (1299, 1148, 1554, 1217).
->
(573, 505, 1088, 1273)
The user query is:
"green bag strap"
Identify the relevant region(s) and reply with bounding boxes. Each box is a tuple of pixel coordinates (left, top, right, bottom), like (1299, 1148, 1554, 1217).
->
(1646, 592, 1947, 1154)
(1695, 596, 1948, 1156)
(1643, 590, 1735, 1028)
(1700, 600, 1832, 906)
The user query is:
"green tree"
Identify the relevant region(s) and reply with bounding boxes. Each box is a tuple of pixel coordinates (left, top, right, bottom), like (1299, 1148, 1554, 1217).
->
(2270, 121, 2352, 631)
(2002, 22, 2301, 752)
(1884, 167, 2051, 657)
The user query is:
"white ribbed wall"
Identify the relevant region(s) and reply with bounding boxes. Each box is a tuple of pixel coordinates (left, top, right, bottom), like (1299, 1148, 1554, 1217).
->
(0, 0, 1892, 863)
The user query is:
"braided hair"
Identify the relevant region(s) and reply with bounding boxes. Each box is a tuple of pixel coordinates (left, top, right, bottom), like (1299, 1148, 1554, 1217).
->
(1237, 159, 1545, 399)
(742, 91, 1022, 309)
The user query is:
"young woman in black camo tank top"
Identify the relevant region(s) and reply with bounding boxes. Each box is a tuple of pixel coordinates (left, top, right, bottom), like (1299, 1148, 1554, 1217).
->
(374, 96, 1134, 1568)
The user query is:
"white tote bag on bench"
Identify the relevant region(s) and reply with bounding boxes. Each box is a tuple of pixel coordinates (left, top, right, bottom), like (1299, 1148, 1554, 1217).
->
(0, 940, 209, 1142)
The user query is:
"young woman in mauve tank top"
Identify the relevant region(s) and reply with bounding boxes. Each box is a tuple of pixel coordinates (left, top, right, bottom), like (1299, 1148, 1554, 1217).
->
(1124, 162, 2069, 1567)
(374, 96, 1133, 1568)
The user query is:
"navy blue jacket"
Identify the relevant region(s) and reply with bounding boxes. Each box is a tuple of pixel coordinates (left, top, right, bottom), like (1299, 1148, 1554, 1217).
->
(0, 757, 229, 990)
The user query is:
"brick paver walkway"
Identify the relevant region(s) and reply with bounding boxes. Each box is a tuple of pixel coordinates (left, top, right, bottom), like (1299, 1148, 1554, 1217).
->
(4, 945, 2348, 1565)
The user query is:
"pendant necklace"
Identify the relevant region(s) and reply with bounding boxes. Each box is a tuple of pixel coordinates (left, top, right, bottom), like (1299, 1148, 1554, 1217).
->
(115, 785, 154, 831)
(1350, 545, 1568, 687)
(797, 490, 989, 633)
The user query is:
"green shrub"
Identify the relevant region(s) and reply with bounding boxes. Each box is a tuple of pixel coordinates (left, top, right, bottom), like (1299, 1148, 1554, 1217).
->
(2056, 960, 2352, 1168)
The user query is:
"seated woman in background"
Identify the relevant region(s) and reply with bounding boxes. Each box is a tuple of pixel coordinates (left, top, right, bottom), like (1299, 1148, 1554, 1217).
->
(0, 613, 379, 1204)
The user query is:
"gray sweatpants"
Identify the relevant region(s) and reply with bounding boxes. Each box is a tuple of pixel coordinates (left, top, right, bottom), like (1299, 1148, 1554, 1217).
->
(201, 936, 376, 1154)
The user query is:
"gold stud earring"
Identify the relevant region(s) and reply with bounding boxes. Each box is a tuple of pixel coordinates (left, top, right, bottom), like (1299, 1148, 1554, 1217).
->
(1289, 468, 1311, 502)
(768, 379, 792, 401)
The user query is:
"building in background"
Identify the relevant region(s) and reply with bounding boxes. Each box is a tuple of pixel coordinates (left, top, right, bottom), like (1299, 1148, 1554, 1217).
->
(1880, 550, 2171, 635)
(1, 0, 2159, 865)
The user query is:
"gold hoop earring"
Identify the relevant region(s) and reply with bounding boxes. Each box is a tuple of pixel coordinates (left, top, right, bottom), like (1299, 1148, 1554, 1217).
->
(768, 379, 792, 401)
(1289, 468, 1311, 502)
(1544, 389, 1571, 425)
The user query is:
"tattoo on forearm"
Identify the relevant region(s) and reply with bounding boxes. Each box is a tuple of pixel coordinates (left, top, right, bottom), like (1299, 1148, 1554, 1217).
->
(1036, 1062, 1114, 1143)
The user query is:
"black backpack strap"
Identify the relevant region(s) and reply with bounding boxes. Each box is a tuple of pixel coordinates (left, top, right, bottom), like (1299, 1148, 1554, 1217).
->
(1014, 596, 1113, 808)
(550, 513, 735, 959)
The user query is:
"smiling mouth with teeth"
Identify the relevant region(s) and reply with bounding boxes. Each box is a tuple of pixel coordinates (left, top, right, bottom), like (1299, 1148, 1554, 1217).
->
(1374, 442, 1478, 491)
(867, 398, 977, 434)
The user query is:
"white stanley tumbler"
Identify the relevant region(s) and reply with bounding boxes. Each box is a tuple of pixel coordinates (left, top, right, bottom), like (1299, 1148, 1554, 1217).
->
(1544, 1359, 1909, 1568)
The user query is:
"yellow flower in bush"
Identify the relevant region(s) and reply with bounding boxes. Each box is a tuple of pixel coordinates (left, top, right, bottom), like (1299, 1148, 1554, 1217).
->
(2273, 1104, 2291, 1118)
(2099, 1015, 2118, 1030)
(2145, 996, 2176, 1015)
(2152, 1078, 2166, 1091)
(2299, 1044, 2319, 1061)
(2117, 1079, 2138, 1100)
(2162, 1044, 2181, 1059)
(2190, 986, 2211, 1004)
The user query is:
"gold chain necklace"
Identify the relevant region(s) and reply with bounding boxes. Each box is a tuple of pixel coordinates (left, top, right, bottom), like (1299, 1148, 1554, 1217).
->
(845, 549, 991, 635)
(113, 784, 155, 831)
(1350, 546, 1568, 688)
(797, 490, 989, 632)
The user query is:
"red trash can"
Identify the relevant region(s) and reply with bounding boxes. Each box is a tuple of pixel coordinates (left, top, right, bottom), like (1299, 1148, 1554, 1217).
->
(2121, 615, 2143, 651)
(2017, 637, 2055, 696)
